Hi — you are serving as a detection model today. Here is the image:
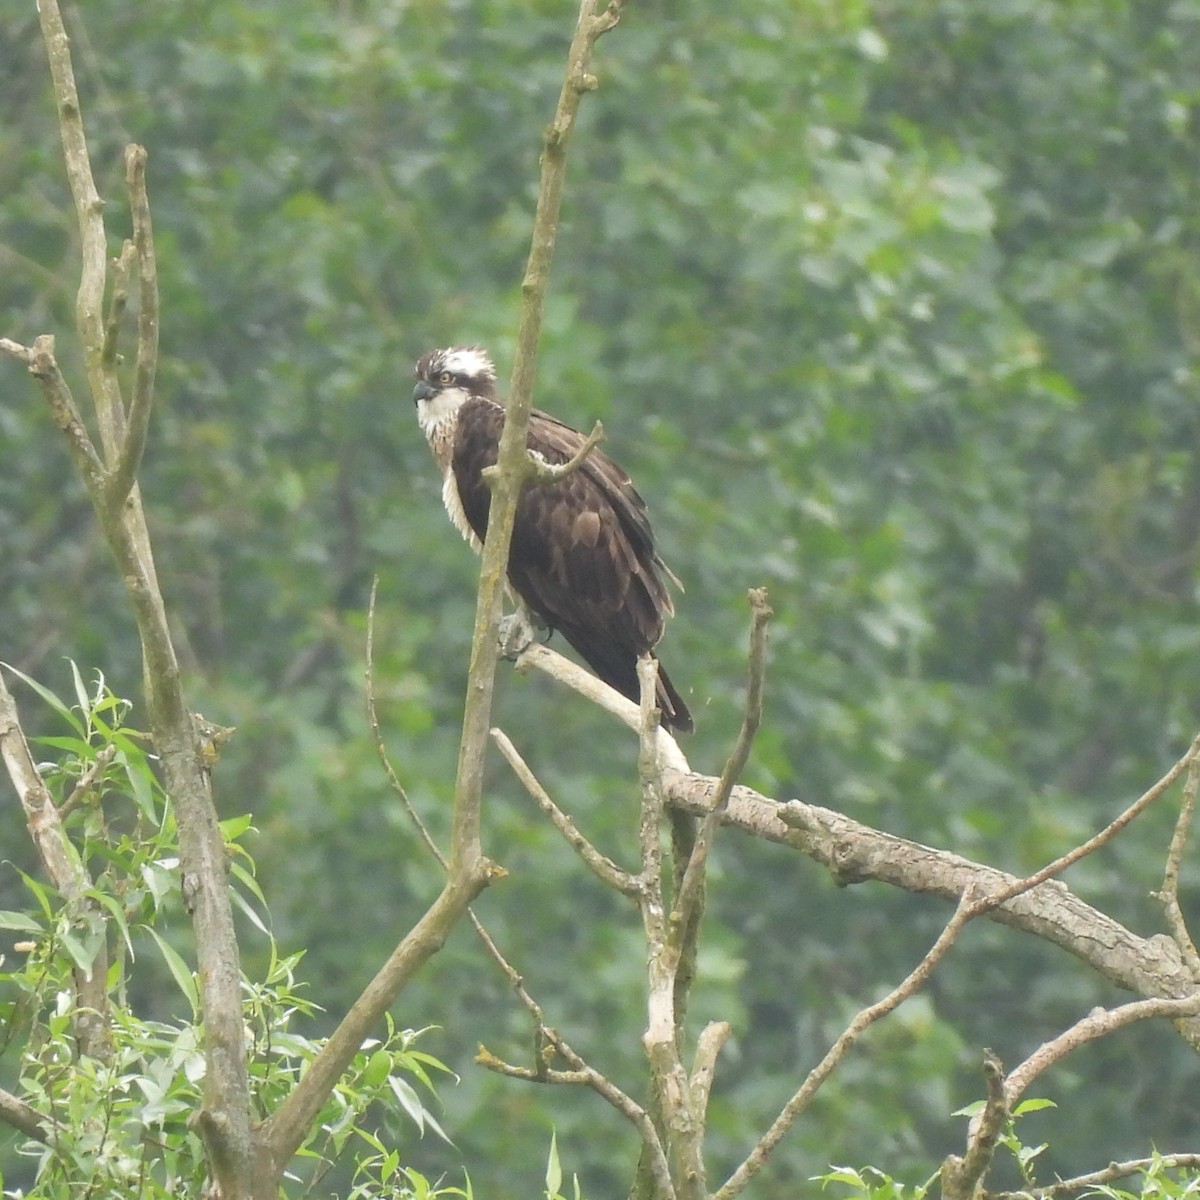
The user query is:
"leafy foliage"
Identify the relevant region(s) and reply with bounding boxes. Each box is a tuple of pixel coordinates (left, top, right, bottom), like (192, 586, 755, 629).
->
(3, 0, 1200, 1194)
(0, 674, 457, 1199)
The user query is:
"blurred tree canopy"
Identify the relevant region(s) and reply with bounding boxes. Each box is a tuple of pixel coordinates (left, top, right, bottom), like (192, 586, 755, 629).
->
(2, 0, 1199, 1195)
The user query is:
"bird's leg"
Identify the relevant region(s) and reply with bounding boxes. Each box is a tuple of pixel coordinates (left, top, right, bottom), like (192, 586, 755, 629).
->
(498, 602, 548, 660)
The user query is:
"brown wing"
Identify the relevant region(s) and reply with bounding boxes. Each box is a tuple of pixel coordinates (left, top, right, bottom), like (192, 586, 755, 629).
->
(451, 400, 692, 731)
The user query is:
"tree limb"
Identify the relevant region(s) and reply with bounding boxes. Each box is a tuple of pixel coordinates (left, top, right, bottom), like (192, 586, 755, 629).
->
(517, 641, 1200, 1041)
(990, 1154, 1200, 1199)
(491, 726, 641, 897)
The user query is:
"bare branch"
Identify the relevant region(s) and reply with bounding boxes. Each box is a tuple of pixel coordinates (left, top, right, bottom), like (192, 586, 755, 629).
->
(2, 335, 106, 489)
(1003, 993, 1200, 1104)
(101, 240, 136, 368)
(715, 887, 981, 1200)
(449, 0, 627, 881)
(27, 4, 254, 1186)
(491, 727, 641, 897)
(517, 643, 1200, 1037)
(990, 1154, 1200, 1199)
(689, 1021, 732, 1119)
(531, 420, 605, 484)
(515, 643, 690, 772)
(477, 1045, 676, 1199)
(963, 730, 1200, 920)
(106, 144, 159, 509)
(672, 588, 771, 946)
(36, 0, 125, 459)
(364, 578, 447, 867)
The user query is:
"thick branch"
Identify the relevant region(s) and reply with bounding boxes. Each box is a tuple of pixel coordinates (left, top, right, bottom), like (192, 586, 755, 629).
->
(518, 643, 1200, 1037)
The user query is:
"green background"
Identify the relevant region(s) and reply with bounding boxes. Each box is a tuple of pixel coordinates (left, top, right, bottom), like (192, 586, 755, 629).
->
(2, 0, 1199, 1194)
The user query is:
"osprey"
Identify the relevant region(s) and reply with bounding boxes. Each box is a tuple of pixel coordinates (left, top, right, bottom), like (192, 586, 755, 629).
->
(413, 346, 693, 733)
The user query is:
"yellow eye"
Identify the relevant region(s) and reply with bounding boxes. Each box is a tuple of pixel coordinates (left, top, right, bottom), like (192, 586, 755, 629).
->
(438, 371, 454, 385)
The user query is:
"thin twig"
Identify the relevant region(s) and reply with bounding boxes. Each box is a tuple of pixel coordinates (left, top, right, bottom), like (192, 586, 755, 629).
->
(490, 727, 641, 897)
(715, 888, 981, 1200)
(1003, 992, 1200, 1104)
(672, 589, 771, 947)
(971, 731, 1200, 920)
(101, 240, 136, 368)
(477, 1046, 676, 1199)
(990, 1154, 1200, 1199)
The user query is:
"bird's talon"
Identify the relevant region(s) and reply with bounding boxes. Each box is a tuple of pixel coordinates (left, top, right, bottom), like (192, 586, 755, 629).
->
(499, 612, 538, 660)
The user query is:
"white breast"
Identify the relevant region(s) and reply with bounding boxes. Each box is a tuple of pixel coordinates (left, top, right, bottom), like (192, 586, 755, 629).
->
(443, 473, 482, 553)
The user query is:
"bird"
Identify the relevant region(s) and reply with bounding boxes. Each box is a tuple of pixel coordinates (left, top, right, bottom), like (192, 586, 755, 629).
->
(413, 345, 693, 733)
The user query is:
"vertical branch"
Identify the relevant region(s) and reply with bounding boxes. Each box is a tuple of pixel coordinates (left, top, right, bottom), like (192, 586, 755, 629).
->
(448, 0, 627, 875)
(35, 0, 124, 457)
(26, 3, 255, 1192)
(669, 589, 772, 1030)
(636, 657, 706, 1200)
(106, 144, 158, 508)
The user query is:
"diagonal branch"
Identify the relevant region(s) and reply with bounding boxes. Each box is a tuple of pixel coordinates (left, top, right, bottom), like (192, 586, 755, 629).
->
(991, 1154, 1200, 1199)
(716, 887, 982, 1200)
(0, 1084, 53, 1143)
(491, 727, 641, 896)
(517, 643, 1200, 1037)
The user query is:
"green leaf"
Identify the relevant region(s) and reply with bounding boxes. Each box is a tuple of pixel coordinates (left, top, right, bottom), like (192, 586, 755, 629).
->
(86, 888, 135, 960)
(0, 910, 43, 933)
(1, 664, 85, 736)
(146, 928, 200, 1015)
(545, 1129, 562, 1199)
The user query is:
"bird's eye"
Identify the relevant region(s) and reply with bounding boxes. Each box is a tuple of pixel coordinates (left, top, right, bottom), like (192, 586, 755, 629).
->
(438, 371, 454, 385)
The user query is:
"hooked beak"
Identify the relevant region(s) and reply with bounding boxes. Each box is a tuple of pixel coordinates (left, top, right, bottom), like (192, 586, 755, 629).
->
(412, 379, 436, 405)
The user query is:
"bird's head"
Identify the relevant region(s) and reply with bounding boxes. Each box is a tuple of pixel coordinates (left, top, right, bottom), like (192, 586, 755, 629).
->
(413, 346, 498, 435)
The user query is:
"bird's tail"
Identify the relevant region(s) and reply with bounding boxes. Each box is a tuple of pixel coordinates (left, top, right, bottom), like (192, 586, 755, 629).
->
(654, 660, 693, 734)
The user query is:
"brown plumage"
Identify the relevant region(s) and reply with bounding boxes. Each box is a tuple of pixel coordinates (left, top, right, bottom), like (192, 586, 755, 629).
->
(413, 346, 692, 733)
